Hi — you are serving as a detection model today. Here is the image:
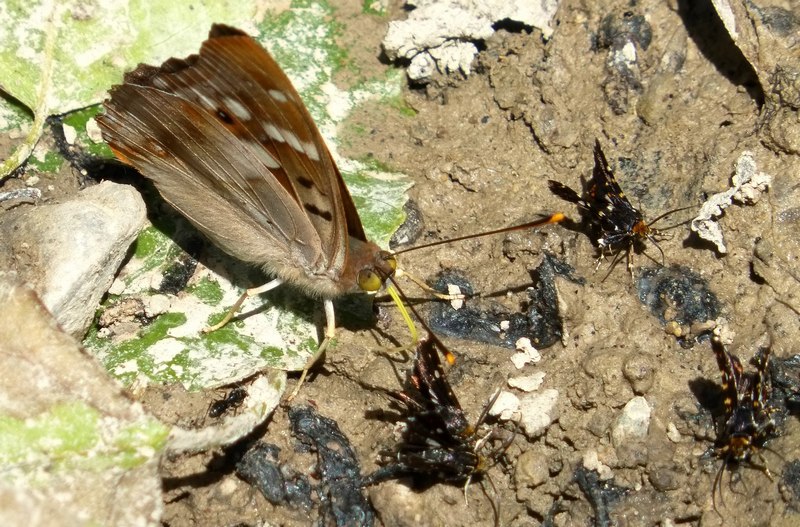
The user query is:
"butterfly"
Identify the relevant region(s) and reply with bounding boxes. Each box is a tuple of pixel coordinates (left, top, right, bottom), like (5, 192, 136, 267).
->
(96, 25, 563, 397)
(362, 336, 507, 495)
(548, 140, 676, 274)
(96, 25, 410, 396)
(710, 334, 778, 512)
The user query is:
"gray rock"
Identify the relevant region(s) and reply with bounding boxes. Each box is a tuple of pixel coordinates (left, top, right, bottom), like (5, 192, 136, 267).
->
(0, 274, 162, 527)
(0, 182, 146, 337)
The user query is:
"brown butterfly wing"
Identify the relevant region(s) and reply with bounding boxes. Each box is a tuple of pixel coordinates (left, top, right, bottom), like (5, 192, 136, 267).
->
(97, 26, 366, 296)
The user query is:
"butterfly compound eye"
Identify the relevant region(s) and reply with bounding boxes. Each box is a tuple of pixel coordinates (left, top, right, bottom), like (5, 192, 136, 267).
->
(383, 253, 398, 273)
(357, 269, 383, 292)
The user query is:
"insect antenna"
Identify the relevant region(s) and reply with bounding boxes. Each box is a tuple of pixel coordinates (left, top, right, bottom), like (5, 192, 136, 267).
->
(478, 470, 501, 527)
(645, 204, 696, 229)
(373, 213, 564, 342)
(712, 451, 730, 516)
(642, 235, 666, 266)
(392, 213, 565, 256)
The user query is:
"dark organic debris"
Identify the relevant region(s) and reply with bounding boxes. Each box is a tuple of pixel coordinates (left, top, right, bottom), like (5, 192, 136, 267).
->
(428, 253, 576, 349)
(236, 442, 312, 510)
(289, 405, 374, 527)
(390, 198, 424, 247)
(596, 11, 653, 50)
(781, 459, 800, 508)
(574, 466, 629, 527)
(636, 264, 719, 345)
(769, 353, 800, 416)
(159, 248, 200, 294)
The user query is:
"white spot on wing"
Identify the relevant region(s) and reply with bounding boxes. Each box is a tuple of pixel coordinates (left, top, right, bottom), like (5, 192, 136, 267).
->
(196, 93, 216, 110)
(224, 97, 252, 121)
(263, 123, 284, 143)
(282, 129, 304, 153)
(269, 89, 288, 103)
(302, 140, 320, 161)
(152, 77, 169, 90)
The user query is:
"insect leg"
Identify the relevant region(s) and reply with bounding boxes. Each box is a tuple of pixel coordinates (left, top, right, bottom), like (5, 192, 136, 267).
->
(203, 278, 284, 333)
(288, 298, 336, 400)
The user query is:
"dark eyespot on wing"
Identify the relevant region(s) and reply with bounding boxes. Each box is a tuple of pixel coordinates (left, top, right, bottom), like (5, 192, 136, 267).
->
(304, 203, 333, 222)
(297, 176, 314, 188)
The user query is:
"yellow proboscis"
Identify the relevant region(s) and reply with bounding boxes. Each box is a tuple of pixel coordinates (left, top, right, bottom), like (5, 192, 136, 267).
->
(386, 282, 418, 346)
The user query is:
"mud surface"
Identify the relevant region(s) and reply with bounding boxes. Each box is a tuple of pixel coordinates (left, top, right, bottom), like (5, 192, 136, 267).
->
(28, 0, 800, 526)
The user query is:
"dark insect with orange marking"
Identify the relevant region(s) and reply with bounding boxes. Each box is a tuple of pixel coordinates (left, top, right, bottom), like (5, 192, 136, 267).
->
(548, 140, 672, 273)
(363, 337, 506, 489)
(710, 335, 778, 512)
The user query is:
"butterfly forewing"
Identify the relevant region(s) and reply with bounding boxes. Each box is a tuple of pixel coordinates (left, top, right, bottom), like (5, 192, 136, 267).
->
(100, 83, 324, 274)
(97, 25, 379, 297)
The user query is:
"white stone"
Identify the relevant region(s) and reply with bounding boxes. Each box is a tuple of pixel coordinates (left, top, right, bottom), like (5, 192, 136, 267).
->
(511, 337, 542, 369)
(447, 283, 464, 310)
(144, 294, 171, 317)
(666, 422, 682, 443)
(518, 388, 559, 437)
(488, 390, 520, 421)
(384, 0, 559, 81)
(508, 371, 546, 392)
(582, 450, 614, 480)
(612, 396, 652, 447)
(62, 123, 77, 145)
(85, 117, 103, 143)
(691, 151, 771, 253)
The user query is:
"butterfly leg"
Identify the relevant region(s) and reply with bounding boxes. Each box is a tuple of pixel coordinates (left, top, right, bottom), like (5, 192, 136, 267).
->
(288, 299, 336, 400)
(202, 278, 283, 333)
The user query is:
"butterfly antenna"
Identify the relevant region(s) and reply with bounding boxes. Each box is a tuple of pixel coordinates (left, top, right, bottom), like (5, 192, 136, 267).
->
(392, 213, 565, 255)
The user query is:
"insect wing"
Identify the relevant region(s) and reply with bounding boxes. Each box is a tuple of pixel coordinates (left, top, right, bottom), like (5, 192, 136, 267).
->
(712, 337, 745, 412)
(97, 25, 357, 281)
(411, 339, 472, 440)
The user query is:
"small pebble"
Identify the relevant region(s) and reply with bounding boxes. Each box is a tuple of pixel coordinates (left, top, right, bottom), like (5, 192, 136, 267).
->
(511, 337, 542, 369)
(518, 389, 559, 438)
(611, 396, 651, 447)
(488, 390, 520, 421)
(508, 372, 546, 392)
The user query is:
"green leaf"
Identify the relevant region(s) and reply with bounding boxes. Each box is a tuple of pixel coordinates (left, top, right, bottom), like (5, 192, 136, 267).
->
(0, 0, 258, 177)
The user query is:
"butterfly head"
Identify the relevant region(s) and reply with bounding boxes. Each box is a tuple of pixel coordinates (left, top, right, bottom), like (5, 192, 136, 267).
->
(356, 250, 397, 293)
